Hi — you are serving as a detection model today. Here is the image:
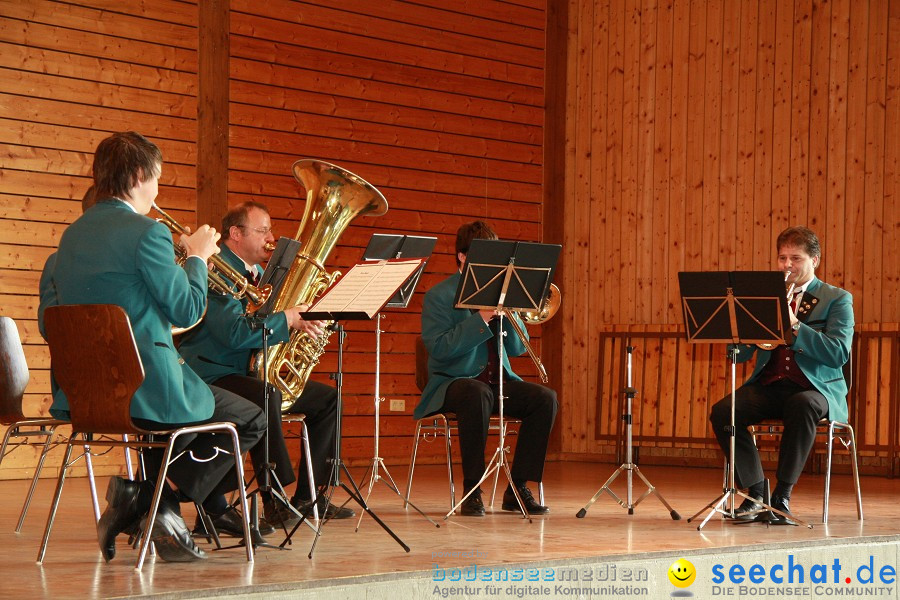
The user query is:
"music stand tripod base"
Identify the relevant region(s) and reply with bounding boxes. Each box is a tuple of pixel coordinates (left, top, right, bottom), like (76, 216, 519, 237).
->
(576, 346, 679, 521)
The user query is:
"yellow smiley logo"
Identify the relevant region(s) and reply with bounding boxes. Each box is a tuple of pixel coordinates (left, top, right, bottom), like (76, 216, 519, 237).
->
(668, 558, 696, 588)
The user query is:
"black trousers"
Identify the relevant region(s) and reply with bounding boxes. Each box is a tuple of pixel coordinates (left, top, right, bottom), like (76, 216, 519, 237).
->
(135, 385, 266, 504)
(709, 380, 829, 489)
(213, 375, 337, 501)
(439, 378, 558, 488)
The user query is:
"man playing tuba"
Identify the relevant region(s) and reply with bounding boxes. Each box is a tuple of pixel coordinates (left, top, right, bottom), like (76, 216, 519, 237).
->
(179, 201, 354, 533)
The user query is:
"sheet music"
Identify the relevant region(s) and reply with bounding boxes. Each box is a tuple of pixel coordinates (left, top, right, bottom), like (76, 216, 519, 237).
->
(310, 259, 424, 317)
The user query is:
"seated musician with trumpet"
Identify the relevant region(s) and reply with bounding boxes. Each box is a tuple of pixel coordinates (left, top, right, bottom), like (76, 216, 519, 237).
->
(709, 226, 854, 525)
(38, 132, 266, 562)
(416, 221, 558, 516)
(178, 201, 354, 537)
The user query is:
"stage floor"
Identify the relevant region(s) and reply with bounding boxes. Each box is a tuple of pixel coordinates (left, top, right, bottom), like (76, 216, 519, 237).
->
(1, 461, 896, 598)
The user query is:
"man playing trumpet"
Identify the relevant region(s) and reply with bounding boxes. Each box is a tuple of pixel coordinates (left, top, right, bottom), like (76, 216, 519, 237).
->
(39, 131, 266, 561)
(709, 226, 854, 525)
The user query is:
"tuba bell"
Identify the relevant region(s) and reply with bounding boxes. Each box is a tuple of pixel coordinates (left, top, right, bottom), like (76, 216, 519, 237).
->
(251, 160, 388, 410)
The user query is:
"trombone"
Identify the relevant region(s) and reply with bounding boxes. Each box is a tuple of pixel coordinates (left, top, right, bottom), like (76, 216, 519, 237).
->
(503, 283, 561, 383)
(153, 203, 272, 313)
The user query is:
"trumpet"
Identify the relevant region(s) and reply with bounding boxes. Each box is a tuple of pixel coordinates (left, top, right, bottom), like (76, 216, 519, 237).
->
(757, 271, 796, 350)
(153, 204, 272, 313)
(503, 283, 561, 383)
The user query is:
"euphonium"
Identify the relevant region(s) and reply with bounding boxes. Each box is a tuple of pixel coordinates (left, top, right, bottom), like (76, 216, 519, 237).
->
(153, 204, 272, 327)
(503, 283, 561, 383)
(250, 160, 388, 410)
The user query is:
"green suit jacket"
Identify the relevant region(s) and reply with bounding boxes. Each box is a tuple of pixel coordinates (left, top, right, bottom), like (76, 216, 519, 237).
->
(38, 200, 213, 424)
(415, 272, 528, 420)
(734, 276, 854, 423)
(178, 244, 290, 384)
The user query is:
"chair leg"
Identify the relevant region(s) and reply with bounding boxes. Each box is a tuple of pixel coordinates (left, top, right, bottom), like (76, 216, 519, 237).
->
(84, 443, 101, 523)
(224, 425, 253, 563)
(538, 481, 545, 505)
(16, 426, 59, 532)
(823, 423, 835, 524)
(135, 440, 177, 570)
(848, 425, 863, 521)
(193, 503, 223, 549)
(300, 421, 319, 521)
(404, 421, 424, 509)
(37, 441, 76, 563)
(444, 418, 455, 512)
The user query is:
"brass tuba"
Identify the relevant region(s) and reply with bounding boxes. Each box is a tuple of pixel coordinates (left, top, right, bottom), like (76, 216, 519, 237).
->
(251, 160, 388, 410)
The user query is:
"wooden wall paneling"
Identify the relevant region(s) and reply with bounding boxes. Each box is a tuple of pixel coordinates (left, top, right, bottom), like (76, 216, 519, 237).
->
(651, 0, 673, 325)
(620, 0, 641, 324)
(673, 334, 693, 444)
(666, 0, 690, 324)
(568, 0, 594, 454)
(789, 0, 813, 223)
(884, 0, 900, 322)
(771, 0, 794, 229)
(588, 0, 609, 445)
(684, 0, 706, 275)
(863, 0, 888, 324)
(605, 0, 625, 324)
(825, 0, 850, 288)
(197, 0, 229, 228)
(636, 0, 656, 324)
(230, 10, 542, 87)
(736, 0, 758, 269)
(843, 0, 867, 305)
(718, 0, 740, 270)
(701, 0, 723, 271)
(807, 0, 831, 237)
(753, 0, 775, 269)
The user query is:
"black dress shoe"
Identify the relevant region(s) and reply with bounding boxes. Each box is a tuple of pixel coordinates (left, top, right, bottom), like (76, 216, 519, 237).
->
(193, 507, 267, 546)
(459, 490, 485, 516)
(145, 504, 207, 562)
(264, 499, 301, 529)
(768, 495, 798, 526)
(291, 497, 356, 520)
(97, 477, 147, 562)
(502, 485, 549, 515)
(731, 495, 765, 522)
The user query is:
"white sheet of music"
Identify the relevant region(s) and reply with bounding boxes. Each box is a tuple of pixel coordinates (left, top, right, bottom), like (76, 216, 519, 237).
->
(309, 259, 424, 317)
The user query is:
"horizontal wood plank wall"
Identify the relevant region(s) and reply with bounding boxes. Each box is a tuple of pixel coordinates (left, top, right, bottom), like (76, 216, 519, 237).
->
(0, 0, 549, 479)
(547, 0, 900, 465)
(0, 0, 201, 478)
(226, 0, 548, 468)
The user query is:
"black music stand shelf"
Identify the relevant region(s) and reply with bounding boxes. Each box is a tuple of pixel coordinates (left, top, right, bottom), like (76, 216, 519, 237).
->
(679, 270, 812, 530)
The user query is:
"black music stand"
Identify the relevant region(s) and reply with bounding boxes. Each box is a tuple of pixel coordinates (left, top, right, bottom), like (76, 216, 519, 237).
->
(448, 239, 561, 520)
(355, 234, 439, 530)
(679, 271, 812, 530)
(282, 259, 426, 556)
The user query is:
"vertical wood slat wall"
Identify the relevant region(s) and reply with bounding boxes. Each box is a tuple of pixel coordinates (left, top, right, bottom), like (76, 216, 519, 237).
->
(546, 0, 900, 463)
(0, 0, 547, 478)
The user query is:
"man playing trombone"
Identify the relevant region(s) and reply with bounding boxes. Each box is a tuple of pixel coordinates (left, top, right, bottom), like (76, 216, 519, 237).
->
(416, 221, 558, 516)
(708, 226, 854, 525)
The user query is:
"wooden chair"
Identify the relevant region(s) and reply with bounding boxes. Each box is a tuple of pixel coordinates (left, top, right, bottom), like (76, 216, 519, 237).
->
(745, 356, 863, 524)
(39, 304, 253, 569)
(404, 336, 543, 512)
(0, 316, 86, 532)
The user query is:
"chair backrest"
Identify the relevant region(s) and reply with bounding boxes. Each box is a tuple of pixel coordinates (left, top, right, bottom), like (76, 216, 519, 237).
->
(415, 336, 429, 393)
(44, 304, 146, 434)
(0, 316, 29, 423)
